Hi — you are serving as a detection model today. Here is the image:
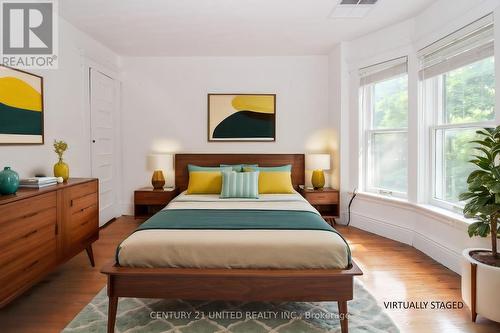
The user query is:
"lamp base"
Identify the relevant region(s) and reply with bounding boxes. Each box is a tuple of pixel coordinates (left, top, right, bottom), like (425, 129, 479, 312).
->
(311, 170, 325, 190)
(151, 170, 165, 190)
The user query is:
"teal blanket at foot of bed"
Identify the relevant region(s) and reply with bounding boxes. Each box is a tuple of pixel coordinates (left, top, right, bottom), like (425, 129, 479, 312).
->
(137, 209, 334, 232)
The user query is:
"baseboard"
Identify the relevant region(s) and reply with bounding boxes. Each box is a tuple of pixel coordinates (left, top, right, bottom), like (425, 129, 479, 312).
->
(350, 212, 414, 245)
(350, 211, 461, 274)
(412, 232, 461, 274)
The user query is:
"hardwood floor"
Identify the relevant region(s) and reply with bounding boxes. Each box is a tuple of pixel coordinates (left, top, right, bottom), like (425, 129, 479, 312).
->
(0, 216, 499, 332)
(339, 225, 500, 333)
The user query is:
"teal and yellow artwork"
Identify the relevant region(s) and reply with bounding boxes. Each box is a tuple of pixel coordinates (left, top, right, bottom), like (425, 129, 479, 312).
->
(0, 65, 44, 144)
(208, 94, 276, 141)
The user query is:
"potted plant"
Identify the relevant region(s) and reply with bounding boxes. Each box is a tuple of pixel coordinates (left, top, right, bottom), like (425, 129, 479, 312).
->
(459, 125, 500, 323)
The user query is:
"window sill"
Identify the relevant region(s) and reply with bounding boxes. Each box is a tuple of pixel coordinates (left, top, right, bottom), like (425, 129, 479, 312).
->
(354, 191, 410, 208)
(354, 191, 471, 231)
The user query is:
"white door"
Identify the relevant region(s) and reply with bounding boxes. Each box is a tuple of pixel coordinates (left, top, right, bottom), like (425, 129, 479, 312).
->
(90, 68, 117, 226)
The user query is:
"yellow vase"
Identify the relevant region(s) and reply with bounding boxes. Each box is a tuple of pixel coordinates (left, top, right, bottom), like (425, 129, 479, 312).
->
(311, 169, 325, 189)
(54, 159, 69, 182)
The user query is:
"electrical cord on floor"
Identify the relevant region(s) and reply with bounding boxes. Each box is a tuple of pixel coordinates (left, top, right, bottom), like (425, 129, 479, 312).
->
(346, 188, 357, 226)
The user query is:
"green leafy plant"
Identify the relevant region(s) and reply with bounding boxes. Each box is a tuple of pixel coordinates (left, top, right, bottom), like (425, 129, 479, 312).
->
(53, 140, 68, 161)
(459, 126, 500, 259)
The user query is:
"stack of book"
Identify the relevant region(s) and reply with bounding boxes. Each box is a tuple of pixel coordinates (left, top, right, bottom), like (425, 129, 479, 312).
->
(19, 177, 59, 189)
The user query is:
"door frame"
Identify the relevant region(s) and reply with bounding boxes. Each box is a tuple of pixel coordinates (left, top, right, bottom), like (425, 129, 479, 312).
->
(82, 56, 122, 226)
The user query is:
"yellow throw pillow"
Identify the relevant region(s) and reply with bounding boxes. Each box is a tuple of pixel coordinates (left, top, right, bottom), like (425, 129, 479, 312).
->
(258, 171, 294, 194)
(186, 171, 222, 194)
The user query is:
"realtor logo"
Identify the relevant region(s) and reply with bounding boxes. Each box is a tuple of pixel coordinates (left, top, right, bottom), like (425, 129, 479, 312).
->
(1, 0, 58, 68)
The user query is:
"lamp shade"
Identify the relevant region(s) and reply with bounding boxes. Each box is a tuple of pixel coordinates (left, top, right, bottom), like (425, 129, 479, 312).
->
(147, 154, 173, 171)
(305, 154, 330, 171)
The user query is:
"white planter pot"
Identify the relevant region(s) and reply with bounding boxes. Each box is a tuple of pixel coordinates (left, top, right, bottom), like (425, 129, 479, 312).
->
(461, 248, 500, 323)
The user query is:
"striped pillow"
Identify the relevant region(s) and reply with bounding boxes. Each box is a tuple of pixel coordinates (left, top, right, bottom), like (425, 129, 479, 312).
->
(220, 171, 259, 199)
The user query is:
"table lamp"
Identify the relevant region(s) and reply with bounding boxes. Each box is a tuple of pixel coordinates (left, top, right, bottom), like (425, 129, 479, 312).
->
(147, 154, 173, 190)
(305, 154, 331, 190)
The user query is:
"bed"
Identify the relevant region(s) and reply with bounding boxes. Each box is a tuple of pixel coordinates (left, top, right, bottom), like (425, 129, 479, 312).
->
(101, 154, 362, 333)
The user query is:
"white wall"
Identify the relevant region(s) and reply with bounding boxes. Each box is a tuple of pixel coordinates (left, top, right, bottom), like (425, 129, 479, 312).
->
(120, 56, 335, 213)
(341, 0, 500, 274)
(0, 18, 119, 179)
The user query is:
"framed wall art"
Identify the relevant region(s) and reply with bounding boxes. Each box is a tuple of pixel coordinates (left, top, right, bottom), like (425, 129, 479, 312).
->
(0, 65, 44, 144)
(208, 93, 276, 142)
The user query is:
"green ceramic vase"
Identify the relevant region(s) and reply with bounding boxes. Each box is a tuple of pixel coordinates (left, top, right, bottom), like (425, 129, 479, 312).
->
(54, 159, 69, 182)
(0, 167, 20, 195)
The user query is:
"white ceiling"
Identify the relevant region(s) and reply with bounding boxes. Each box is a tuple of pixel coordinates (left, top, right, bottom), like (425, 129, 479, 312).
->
(60, 0, 435, 56)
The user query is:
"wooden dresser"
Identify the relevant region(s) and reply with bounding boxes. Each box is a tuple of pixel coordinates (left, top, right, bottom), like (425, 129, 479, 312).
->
(0, 178, 98, 308)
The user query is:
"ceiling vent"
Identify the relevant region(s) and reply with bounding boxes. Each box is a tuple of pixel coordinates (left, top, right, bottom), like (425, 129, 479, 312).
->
(330, 0, 378, 18)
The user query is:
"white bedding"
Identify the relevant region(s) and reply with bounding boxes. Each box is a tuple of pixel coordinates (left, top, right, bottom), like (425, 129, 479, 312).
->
(117, 191, 350, 269)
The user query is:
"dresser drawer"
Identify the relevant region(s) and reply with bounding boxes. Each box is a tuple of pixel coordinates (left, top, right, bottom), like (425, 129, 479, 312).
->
(70, 216, 98, 245)
(69, 180, 98, 201)
(0, 240, 56, 299)
(69, 202, 97, 228)
(0, 242, 56, 302)
(305, 191, 339, 205)
(0, 223, 56, 267)
(0, 192, 56, 227)
(0, 207, 56, 249)
(69, 202, 98, 243)
(70, 192, 98, 214)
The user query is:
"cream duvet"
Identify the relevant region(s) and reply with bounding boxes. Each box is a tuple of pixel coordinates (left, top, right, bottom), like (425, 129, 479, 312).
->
(117, 191, 350, 269)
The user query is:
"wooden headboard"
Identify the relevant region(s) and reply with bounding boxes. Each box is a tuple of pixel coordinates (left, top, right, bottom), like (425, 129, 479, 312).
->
(174, 154, 305, 191)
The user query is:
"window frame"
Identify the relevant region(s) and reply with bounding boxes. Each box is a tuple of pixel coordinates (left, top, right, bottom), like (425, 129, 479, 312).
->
(423, 57, 497, 212)
(361, 73, 409, 198)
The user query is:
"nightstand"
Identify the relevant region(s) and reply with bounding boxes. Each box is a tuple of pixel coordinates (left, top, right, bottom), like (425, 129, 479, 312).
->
(299, 187, 340, 226)
(134, 187, 179, 219)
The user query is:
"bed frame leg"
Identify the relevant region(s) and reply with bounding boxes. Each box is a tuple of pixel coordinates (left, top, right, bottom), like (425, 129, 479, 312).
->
(107, 296, 118, 333)
(338, 300, 348, 333)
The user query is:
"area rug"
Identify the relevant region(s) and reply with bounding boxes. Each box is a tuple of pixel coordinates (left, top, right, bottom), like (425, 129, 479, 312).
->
(63, 280, 398, 333)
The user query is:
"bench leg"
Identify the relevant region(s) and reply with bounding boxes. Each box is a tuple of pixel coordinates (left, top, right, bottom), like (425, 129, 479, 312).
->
(108, 296, 118, 333)
(85, 245, 95, 267)
(338, 300, 348, 333)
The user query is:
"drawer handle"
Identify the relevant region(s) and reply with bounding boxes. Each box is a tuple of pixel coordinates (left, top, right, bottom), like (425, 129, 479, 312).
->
(23, 212, 38, 219)
(80, 220, 90, 226)
(23, 260, 39, 272)
(22, 229, 38, 239)
(80, 205, 94, 213)
(80, 206, 92, 212)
